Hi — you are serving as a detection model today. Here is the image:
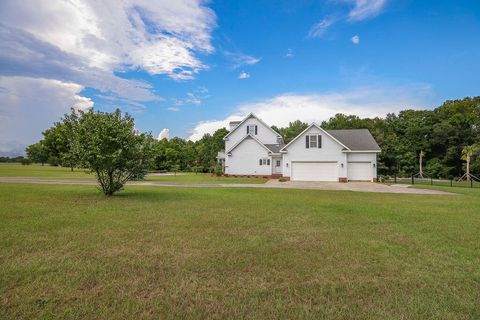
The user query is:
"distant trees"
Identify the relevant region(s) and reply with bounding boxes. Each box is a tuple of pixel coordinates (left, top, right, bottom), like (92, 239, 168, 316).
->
(272, 120, 308, 143)
(25, 142, 49, 166)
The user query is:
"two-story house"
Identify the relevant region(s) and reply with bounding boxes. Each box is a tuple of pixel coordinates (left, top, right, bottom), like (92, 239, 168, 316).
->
(218, 113, 381, 182)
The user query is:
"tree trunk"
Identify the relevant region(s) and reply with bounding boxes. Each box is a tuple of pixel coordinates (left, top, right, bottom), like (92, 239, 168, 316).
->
(466, 155, 470, 181)
(419, 150, 424, 178)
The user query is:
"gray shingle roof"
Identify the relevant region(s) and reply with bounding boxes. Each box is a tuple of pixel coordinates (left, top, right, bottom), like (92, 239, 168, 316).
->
(326, 129, 381, 151)
(264, 144, 285, 153)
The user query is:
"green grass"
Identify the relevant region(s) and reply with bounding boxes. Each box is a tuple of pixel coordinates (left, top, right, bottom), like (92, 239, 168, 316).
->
(0, 164, 267, 184)
(0, 163, 94, 179)
(1, 183, 479, 319)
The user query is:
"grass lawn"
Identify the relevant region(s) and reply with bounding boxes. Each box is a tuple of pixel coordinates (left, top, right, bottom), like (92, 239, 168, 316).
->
(1, 183, 479, 319)
(0, 163, 94, 179)
(0, 164, 267, 184)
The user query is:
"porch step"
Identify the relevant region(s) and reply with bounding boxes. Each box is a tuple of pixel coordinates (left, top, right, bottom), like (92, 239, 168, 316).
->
(271, 174, 283, 179)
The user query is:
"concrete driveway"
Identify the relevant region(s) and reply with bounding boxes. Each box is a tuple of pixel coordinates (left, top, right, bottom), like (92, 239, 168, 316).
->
(247, 180, 456, 195)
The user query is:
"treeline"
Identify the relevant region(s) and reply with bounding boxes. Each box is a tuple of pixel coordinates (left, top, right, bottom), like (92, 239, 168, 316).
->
(0, 156, 28, 163)
(26, 97, 479, 178)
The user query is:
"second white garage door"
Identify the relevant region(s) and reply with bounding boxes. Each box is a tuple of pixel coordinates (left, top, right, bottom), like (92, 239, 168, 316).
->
(291, 162, 338, 181)
(348, 162, 372, 181)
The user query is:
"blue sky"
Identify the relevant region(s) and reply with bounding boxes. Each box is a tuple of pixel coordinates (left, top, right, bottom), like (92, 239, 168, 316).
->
(0, 0, 479, 154)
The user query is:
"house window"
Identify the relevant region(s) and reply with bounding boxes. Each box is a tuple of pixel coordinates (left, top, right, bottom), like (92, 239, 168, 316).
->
(276, 160, 281, 167)
(259, 158, 270, 166)
(247, 124, 257, 135)
(310, 135, 317, 148)
(305, 135, 322, 149)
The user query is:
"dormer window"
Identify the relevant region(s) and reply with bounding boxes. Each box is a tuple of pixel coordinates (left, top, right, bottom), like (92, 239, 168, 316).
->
(247, 124, 258, 135)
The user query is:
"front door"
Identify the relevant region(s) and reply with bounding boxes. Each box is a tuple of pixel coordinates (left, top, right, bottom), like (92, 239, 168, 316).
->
(273, 158, 282, 174)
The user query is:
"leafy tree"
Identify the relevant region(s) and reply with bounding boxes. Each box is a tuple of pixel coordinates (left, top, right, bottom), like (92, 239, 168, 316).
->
(272, 120, 308, 143)
(72, 109, 155, 196)
(26, 141, 49, 165)
(41, 114, 79, 171)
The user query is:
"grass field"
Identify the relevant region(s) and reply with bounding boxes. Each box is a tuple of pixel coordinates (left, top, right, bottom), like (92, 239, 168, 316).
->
(0, 164, 267, 184)
(1, 179, 479, 319)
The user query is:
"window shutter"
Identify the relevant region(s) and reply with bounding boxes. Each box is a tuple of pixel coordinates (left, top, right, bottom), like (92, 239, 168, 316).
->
(255, 125, 258, 135)
(247, 126, 250, 134)
(267, 159, 270, 165)
(259, 159, 262, 165)
(318, 135, 322, 148)
(306, 135, 310, 148)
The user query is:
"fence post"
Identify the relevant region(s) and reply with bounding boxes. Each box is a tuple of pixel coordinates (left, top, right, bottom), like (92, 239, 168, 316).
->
(450, 179, 453, 187)
(411, 174, 414, 185)
(394, 174, 397, 184)
(431, 177, 433, 185)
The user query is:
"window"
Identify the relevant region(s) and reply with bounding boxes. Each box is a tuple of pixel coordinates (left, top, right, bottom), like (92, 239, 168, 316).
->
(306, 135, 322, 149)
(276, 160, 281, 167)
(259, 158, 270, 166)
(310, 135, 317, 148)
(247, 124, 257, 135)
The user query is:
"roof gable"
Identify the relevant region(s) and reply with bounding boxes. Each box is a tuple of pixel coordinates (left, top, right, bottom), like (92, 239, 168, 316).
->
(223, 113, 282, 140)
(226, 134, 272, 154)
(280, 123, 350, 152)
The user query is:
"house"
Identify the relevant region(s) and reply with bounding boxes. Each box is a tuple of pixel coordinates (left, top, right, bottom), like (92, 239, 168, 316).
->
(217, 113, 381, 182)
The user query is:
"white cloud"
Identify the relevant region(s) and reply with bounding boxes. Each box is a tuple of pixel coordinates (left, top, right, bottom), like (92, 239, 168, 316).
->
(351, 35, 360, 44)
(224, 51, 261, 69)
(285, 48, 294, 58)
(0, 0, 217, 153)
(188, 84, 433, 141)
(309, 0, 388, 37)
(157, 128, 170, 140)
(166, 107, 180, 112)
(348, 0, 388, 21)
(309, 17, 337, 38)
(0, 0, 216, 80)
(0, 76, 93, 155)
(238, 71, 250, 79)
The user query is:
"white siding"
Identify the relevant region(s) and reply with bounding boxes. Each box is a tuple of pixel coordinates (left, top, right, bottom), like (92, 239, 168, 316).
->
(282, 126, 347, 180)
(225, 115, 279, 152)
(346, 153, 377, 180)
(225, 137, 272, 175)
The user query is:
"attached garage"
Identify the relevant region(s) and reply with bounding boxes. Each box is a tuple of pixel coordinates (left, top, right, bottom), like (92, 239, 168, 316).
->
(347, 162, 373, 181)
(291, 161, 338, 181)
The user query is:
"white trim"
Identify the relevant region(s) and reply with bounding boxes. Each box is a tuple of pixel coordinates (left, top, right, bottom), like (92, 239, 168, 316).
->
(343, 150, 381, 153)
(223, 113, 282, 141)
(226, 134, 273, 155)
(280, 123, 350, 152)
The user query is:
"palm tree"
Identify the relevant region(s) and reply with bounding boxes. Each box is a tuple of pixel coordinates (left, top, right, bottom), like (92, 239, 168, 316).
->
(461, 145, 476, 181)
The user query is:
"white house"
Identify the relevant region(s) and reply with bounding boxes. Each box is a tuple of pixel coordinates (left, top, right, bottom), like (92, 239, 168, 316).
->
(218, 113, 381, 182)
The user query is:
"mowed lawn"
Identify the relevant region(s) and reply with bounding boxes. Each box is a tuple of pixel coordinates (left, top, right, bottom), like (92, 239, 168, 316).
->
(0, 164, 267, 184)
(1, 182, 479, 319)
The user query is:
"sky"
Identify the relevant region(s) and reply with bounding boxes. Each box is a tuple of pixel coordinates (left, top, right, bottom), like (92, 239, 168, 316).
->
(0, 0, 479, 155)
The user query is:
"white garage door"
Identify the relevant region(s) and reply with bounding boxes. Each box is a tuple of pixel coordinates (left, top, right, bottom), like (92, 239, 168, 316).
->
(348, 162, 372, 181)
(291, 162, 338, 181)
